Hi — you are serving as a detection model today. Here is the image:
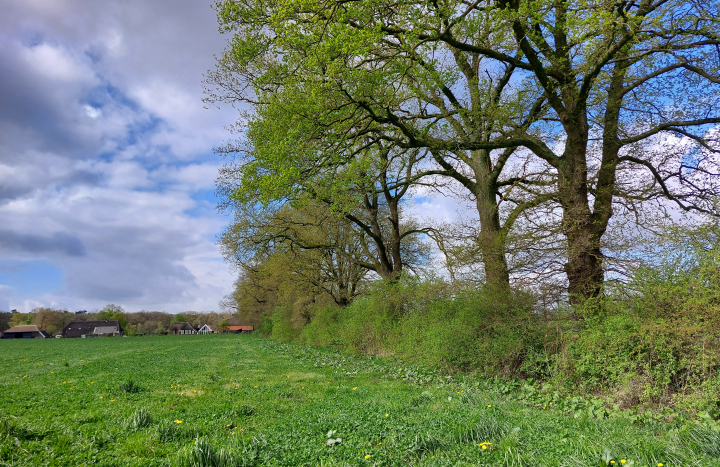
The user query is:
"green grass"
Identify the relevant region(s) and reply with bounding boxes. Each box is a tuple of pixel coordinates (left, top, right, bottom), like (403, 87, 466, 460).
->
(0, 335, 718, 466)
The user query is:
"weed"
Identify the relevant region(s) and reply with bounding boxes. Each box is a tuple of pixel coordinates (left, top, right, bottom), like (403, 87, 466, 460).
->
(119, 378, 142, 394)
(125, 407, 153, 432)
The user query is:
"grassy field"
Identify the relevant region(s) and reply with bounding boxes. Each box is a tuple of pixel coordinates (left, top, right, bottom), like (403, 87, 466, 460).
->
(0, 335, 718, 467)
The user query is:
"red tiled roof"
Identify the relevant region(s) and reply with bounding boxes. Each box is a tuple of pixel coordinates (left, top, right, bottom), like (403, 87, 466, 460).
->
(227, 325, 254, 331)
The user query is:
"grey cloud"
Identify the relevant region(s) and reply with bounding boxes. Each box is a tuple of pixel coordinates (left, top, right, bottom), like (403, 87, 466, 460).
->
(0, 230, 86, 256)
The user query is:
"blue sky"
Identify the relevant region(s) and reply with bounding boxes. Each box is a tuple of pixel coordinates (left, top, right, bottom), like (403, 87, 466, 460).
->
(0, 0, 240, 312)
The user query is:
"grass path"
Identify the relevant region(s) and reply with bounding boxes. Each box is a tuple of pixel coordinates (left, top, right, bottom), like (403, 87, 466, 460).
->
(0, 335, 718, 466)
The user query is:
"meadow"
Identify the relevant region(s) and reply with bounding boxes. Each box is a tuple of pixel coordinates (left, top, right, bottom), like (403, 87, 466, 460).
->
(1, 334, 719, 467)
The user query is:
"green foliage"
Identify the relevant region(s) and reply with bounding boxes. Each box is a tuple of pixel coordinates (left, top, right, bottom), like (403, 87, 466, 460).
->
(269, 306, 299, 342)
(173, 314, 187, 324)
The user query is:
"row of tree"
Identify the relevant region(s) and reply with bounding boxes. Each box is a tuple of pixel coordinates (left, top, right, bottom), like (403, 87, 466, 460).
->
(0, 305, 239, 336)
(208, 0, 720, 312)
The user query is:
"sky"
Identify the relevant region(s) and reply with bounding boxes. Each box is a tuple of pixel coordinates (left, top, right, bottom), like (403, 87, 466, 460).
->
(0, 0, 242, 313)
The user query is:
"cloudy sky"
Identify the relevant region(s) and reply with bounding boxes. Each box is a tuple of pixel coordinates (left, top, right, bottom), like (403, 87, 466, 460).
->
(0, 0, 243, 313)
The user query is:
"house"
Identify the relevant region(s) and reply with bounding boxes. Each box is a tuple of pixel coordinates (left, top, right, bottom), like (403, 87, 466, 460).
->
(170, 322, 196, 335)
(226, 325, 254, 334)
(1, 325, 51, 339)
(61, 320, 121, 338)
(197, 324, 215, 334)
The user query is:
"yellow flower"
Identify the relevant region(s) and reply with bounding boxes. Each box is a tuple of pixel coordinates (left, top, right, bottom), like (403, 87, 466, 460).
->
(658, 464, 663, 467)
(353, 387, 357, 390)
(611, 462, 615, 465)
(479, 442, 492, 450)
(487, 405, 491, 408)
(365, 455, 371, 459)
(99, 396, 103, 399)
(385, 414, 389, 417)
(174, 420, 182, 424)
(621, 461, 626, 465)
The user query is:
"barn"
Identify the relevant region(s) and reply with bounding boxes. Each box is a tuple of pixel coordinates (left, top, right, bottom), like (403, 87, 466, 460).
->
(61, 320, 121, 338)
(1, 325, 51, 339)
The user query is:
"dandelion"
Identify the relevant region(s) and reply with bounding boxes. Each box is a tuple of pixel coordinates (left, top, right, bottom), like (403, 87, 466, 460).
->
(174, 420, 182, 424)
(658, 464, 663, 467)
(611, 462, 615, 465)
(99, 396, 103, 399)
(353, 387, 357, 390)
(479, 442, 492, 450)
(487, 405, 491, 408)
(621, 461, 626, 465)
(385, 414, 389, 417)
(365, 455, 371, 459)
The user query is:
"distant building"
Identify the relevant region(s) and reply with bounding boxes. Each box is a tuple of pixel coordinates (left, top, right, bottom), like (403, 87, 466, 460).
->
(197, 324, 215, 334)
(2, 325, 51, 339)
(61, 320, 121, 338)
(226, 325, 254, 334)
(170, 322, 196, 335)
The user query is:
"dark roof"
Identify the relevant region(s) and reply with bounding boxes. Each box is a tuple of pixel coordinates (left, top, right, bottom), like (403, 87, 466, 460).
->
(61, 320, 120, 338)
(5, 325, 41, 333)
(170, 322, 195, 331)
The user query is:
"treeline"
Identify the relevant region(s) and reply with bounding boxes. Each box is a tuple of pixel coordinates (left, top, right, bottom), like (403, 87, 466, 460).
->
(0, 305, 238, 337)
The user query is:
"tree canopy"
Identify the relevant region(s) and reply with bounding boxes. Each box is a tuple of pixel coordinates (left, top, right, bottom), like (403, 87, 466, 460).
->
(207, 0, 720, 304)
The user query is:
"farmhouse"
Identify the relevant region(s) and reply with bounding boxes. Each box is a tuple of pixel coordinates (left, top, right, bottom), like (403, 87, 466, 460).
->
(1, 325, 51, 339)
(226, 325, 254, 334)
(170, 322, 196, 335)
(61, 320, 121, 338)
(197, 324, 215, 334)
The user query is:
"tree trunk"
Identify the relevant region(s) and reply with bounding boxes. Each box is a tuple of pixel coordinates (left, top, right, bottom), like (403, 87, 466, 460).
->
(474, 173, 511, 298)
(558, 129, 604, 304)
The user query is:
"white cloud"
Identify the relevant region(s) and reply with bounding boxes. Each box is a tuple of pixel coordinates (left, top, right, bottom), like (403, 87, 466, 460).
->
(20, 42, 94, 83)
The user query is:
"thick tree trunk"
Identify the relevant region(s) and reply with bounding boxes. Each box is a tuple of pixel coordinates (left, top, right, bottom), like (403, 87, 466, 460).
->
(474, 173, 511, 298)
(558, 129, 605, 304)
